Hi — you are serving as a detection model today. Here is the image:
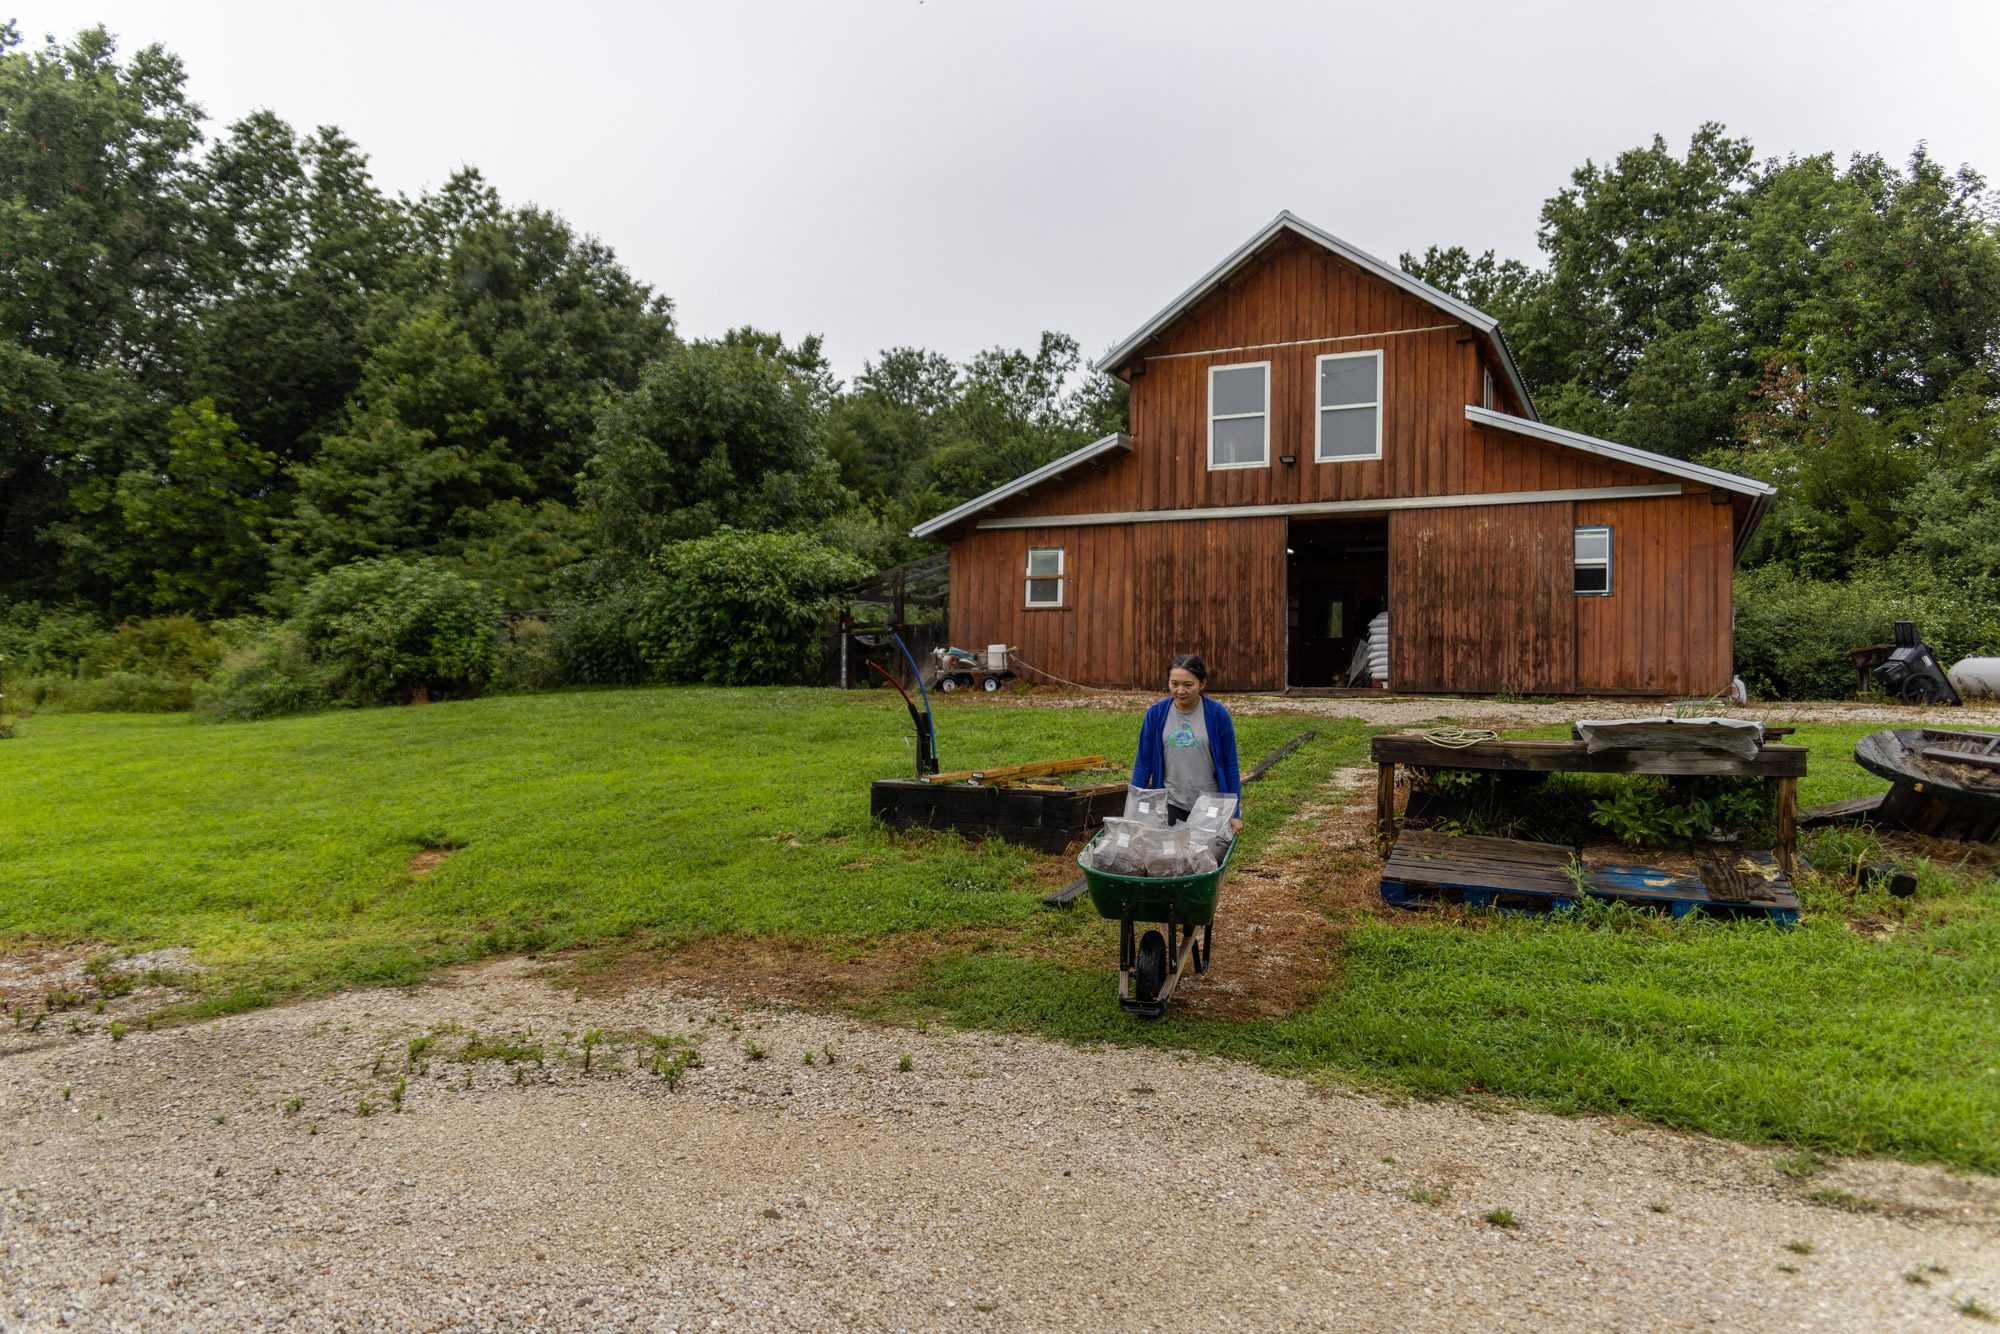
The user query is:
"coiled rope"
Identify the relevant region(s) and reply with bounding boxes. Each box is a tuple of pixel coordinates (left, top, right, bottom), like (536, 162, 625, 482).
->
(1421, 726, 1499, 749)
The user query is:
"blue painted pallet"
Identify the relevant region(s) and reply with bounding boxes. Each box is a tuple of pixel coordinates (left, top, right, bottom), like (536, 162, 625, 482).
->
(1381, 831, 1799, 926)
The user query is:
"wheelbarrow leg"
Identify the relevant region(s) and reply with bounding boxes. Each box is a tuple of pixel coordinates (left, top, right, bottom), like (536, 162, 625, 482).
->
(1118, 899, 1134, 1003)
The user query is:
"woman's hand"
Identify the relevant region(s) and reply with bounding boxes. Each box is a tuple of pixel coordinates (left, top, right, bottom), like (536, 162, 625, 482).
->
(1229, 818, 1243, 833)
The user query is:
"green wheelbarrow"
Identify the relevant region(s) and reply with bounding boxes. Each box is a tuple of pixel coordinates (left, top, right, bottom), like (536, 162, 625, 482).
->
(1077, 830, 1237, 1018)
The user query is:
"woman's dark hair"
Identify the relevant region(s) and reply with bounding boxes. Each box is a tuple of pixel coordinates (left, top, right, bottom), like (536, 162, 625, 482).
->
(1168, 653, 1207, 682)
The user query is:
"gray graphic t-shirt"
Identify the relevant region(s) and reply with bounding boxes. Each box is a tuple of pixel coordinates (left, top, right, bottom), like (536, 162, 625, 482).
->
(1161, 703, 1212, 811)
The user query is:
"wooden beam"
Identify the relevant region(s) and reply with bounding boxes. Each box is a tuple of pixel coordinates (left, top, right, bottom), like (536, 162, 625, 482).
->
(1244, 730, 1315, 784)
(1775, 776, 1798, 881)
(924, 755, 1107, 785)
(1368, 736, 1808, 779)
(1376, 762, 1397, 856)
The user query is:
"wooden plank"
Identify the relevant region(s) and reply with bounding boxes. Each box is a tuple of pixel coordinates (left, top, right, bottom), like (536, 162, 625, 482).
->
(1800, 793, 1887, 827)
(1244, 730, 1316, 783)
(923, 755, 1107, 785)
(1381, 839, 1799, 925)
(1376, 762, 1397, 854)
(1775, 776, 1798, 881)
(1920, 746, 2000, 771)
(1368, 735, 1809, 778)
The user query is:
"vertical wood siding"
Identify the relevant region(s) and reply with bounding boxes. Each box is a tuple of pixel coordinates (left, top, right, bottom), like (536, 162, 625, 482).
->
(1388, 503, 1577, 694)
(933, 230, 1744, 694)
(1573, 492, 1736, 694)
(949, 519, 1285, 690)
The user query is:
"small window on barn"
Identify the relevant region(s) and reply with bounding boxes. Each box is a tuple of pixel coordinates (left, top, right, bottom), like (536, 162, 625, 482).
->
(1315, 350, 1382, 461)
(1025, 547, 1064, 607)
(1483, 368, 1495, 410)
(1208, 362, 1269, 469)
(1574, 526, 1612, 595)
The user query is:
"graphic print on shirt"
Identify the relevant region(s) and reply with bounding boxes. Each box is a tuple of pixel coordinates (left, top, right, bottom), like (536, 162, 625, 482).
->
(1168, 718, 1200, 748)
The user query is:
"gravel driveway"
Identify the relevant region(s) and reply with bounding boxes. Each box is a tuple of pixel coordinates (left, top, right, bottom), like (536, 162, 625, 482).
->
(5, 959, 1994, 1330)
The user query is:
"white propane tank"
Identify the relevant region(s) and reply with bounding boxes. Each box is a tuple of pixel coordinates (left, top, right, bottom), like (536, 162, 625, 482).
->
(987, 644, 1010, 672)
(1948, 657, 2000, 700)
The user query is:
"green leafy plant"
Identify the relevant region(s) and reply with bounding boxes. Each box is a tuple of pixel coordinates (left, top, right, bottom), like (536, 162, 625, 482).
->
(287, 557, 500, 706)
(1589, 782, 1713, 848)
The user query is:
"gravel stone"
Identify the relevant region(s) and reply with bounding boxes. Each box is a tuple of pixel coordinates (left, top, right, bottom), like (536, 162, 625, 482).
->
(3, 958, 1995, 1329)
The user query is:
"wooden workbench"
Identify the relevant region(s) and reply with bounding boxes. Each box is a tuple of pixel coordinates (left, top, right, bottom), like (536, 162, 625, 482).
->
(1369, 734, 1811, 879)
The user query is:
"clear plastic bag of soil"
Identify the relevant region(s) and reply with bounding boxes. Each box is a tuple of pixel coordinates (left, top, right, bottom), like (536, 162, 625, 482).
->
(1130, 823, 1218, 878)
(1086, 817, 1147, 875)
(1184, 792, 1240, 858)
(1122, 786, 1172, 826)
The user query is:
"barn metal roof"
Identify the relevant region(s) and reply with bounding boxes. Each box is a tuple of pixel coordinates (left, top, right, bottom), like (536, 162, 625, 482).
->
(1463, 406, 1775, 497)
(908, 432, 1130, 539)
(1465, 405, 1777, 557)
(1093, 210, 1538, 420)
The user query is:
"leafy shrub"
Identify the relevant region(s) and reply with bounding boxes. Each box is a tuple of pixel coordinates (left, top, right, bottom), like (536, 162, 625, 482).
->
(638, 531, 870, 685)
(1586, 776, 1771, 849)
(194, 629, 336, 721)
(1590, 782, 1713, 848)
(12, 671, 196, 713)
(288, 558, 499, 706)
(1733, 564, 2000, 699)
(0, 604, 106, 676)
(492, 615, 564, 693)
(552, 582, 655, 685)
(77, 615, 222, 680)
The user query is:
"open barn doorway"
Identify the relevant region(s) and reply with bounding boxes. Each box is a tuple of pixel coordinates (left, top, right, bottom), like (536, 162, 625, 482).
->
(1285, 517, 1389, 689)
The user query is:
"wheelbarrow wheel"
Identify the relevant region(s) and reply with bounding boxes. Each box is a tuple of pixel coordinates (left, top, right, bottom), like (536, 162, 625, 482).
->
(1135, 929, 1166, 1002)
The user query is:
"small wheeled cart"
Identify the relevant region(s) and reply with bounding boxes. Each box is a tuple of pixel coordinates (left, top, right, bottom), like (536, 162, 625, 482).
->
(1078, 831, 1236, 1018)
(935, 666, 1016, 693)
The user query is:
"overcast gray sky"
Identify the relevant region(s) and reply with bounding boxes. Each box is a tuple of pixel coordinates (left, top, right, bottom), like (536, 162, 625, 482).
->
(19, 1, 2000, 380)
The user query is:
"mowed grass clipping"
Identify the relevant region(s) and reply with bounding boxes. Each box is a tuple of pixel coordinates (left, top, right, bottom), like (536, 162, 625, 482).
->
(0, 688, 1342, 1006)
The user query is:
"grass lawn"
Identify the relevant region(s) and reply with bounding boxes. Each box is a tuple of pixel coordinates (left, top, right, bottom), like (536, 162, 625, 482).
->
(4, 690, 1997, 1172)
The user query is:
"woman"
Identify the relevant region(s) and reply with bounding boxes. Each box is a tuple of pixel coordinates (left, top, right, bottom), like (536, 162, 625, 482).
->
(1131, 654, 1243, 832)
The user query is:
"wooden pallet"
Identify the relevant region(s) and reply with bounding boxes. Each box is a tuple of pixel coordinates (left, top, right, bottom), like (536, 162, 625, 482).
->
(1381, 831, 1799, 925)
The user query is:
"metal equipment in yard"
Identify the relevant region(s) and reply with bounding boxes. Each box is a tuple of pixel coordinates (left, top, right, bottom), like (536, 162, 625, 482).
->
(930, 644, 1017, 693)
(1871, 622, 1962, 706)
(869, 632, 939, 778)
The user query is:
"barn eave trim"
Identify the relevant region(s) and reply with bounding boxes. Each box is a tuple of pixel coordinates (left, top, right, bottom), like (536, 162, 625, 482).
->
(972, 483, 1685, 530)
(908, 432, 1131, 539)
(1465, 406, 1776, 498)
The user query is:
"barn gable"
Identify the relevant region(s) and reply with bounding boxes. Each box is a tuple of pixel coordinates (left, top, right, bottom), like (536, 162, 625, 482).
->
(910, 211, 1779, 696)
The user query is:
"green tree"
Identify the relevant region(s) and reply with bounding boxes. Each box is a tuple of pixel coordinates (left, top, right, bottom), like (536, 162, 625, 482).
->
(114, 398, 277, 615)
(276, 309, 525, 587)
(188, 114, 411, 468)
(920, 331, 1127, 508)
(578, 335, 849, 567)
(412, 171, 677, 498)
(0, 24, 204, 602)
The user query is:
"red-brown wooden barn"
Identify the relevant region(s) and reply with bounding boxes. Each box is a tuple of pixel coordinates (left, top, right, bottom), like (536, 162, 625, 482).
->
(911, 212, 1776, 696)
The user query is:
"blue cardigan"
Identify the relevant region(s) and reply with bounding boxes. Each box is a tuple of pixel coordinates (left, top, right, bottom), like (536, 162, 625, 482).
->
(1131, 695, 1243, 812)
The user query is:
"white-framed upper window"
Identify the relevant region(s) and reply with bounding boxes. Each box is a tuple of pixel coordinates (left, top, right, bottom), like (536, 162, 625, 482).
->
(1025, 546, 1064, 607)
(1483, 367, 1495, 410)
(1574, 526, 1612, 596)
(1208, 361, 1269, 470)
(1315, 350, 1382, 462)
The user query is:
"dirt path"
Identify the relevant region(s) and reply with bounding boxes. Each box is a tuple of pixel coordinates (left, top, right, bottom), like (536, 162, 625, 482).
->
(3, 960, 1995, 1331)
